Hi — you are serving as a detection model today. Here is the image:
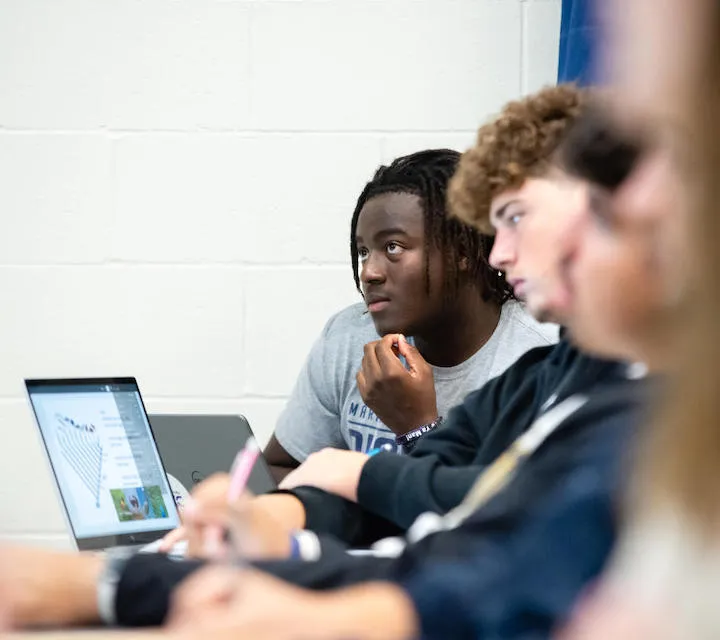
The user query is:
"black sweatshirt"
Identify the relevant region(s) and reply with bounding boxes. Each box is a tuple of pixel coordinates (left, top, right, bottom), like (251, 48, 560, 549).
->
(290, 339, 628, 545)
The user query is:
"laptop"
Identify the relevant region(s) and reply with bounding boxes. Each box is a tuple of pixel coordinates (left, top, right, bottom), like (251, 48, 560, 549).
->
(25, 377, 183, 552)
(149, 414, 277, 497)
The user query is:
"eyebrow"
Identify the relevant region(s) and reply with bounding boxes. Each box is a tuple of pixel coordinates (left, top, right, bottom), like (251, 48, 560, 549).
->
(355, 227, 411, 244)
(490, 200, 519, 225)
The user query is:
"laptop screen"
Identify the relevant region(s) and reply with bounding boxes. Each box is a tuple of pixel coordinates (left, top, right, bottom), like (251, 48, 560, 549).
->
(26, 378, 181, 545)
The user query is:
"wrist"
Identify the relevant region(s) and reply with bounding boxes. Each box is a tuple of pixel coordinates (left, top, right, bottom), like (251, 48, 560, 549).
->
(288, 532, 301, 559)
(394, 410, 439, 436)
(335, 452, 369, 502)
(288, 530, 322, 561)
(256, 493, 306, 530)
(395, 417, 443, 449)
(59, 553, 104, 626)
(270, 532, 293, 559)
(96, 549, 133, 625)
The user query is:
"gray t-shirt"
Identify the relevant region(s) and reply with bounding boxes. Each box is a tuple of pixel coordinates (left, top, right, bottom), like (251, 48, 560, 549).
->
(274, 300, 559, 459)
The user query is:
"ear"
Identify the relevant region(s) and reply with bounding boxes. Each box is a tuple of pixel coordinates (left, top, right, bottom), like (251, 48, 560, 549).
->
(458, 256, 470, 272)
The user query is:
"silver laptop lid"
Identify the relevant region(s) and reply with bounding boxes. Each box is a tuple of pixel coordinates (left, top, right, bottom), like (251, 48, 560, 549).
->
(25, 378, 182, 551)
(149, 414, 277, 497)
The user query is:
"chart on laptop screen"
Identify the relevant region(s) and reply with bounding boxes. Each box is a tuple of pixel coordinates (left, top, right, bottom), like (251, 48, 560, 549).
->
(55, 412, 104, 506)
(27, 381, 180, 540)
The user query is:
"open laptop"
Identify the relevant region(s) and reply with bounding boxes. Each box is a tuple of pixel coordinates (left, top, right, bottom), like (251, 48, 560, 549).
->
(149, 414, 277, 497)
(25, 377, 183, 552)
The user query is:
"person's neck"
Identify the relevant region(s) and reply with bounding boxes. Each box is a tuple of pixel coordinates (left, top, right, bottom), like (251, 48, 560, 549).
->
(413, 292, 503, 368)
(644, 340, 675, 375)
(629, 321, 678, 375)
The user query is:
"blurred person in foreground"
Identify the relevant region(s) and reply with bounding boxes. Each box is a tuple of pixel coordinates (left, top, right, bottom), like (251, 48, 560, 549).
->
(560, 0, 720, 638)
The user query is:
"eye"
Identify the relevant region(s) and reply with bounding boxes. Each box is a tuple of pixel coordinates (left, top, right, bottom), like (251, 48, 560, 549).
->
(507, 211, 524, 227)
(358, 247, 369, 262)
(386, 241, 404, 256)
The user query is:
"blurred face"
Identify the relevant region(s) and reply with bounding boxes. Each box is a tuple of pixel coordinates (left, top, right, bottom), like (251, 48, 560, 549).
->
(567, 146, 686, 368)
(602, 0, 711, 130)
(588, 0, 704, 370)
(489, 174, 588, 323)
(355, 192, 445, 336)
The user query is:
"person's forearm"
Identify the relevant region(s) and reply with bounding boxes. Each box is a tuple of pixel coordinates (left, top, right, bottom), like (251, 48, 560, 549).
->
(20, 553, 104, 628)
(311, 582, 419, 640)
(72, 554, 106, 625)
(263, 435, 301, 484)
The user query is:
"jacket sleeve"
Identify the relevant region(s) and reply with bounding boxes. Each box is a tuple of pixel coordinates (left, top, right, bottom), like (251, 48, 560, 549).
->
(115, 554, 205, 627)
(275, 487, 403, 546)
(356, 345, 555, 529)
(114, 544, 396, 627)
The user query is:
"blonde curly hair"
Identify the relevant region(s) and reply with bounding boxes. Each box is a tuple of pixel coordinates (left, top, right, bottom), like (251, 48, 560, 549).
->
(449, 84, 589, 234)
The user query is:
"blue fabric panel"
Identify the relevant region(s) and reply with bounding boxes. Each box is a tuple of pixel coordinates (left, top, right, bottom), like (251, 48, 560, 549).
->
(558, 0, 601, 86)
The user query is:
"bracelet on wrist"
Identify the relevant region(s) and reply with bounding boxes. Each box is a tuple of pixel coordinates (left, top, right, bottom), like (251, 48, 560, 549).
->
(289, 532, 302, 559)
(395, 417, 443, 448)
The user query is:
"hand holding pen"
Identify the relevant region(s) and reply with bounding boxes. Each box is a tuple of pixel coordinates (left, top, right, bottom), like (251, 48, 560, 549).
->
(200, 437, 261, 561)
(174, 437, 298, 561)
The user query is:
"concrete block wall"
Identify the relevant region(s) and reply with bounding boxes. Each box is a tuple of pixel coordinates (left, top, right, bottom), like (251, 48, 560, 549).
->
(0, 0, 561, 547)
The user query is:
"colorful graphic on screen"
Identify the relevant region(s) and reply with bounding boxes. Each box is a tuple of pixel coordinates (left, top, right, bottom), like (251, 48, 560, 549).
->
(110, 485, 169, 522)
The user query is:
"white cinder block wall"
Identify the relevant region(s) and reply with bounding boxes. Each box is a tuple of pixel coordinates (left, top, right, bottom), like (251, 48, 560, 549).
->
(0, 0, 561, 548)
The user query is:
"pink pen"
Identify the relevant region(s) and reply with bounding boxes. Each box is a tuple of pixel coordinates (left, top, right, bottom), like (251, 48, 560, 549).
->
(203, 437, 260, 559)
(227, 437, 261, 503)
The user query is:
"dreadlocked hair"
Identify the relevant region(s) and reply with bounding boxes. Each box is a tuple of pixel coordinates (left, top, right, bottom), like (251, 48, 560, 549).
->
(350, 149, 514, 306)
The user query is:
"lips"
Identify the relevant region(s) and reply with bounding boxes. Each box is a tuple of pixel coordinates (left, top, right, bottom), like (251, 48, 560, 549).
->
(365, 293, 391, 313)
(508, 279, 527, 298)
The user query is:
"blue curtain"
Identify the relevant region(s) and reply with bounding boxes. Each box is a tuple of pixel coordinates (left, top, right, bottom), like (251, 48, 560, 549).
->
(558, 0, 600, 86)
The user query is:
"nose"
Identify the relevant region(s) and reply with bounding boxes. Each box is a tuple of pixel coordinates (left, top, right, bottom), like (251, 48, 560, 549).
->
(360, 251, 386, 286)
(489, 229, 516, 271)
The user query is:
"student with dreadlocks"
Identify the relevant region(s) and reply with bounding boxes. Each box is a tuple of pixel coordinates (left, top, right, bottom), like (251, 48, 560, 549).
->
(158, 148, 555, 556)
(264, 149, 556, 479)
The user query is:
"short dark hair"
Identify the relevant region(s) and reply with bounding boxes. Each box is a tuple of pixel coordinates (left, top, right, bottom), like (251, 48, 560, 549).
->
(349, 149, 513, 306)
(559, 103, 645, 192)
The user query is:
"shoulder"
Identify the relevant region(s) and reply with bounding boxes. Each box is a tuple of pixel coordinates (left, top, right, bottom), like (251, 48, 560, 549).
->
(310, 303, 379, 392)
(555, 381, 648, 472)
(490, 340, 561, 384)
(320, 302, 379, 343)
(498, 300, 560, 345)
